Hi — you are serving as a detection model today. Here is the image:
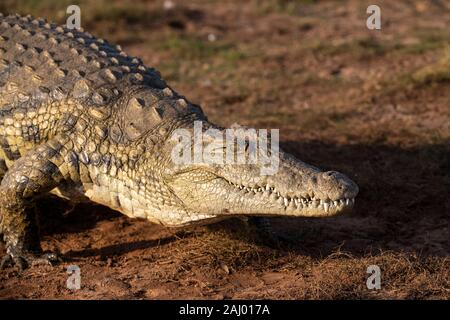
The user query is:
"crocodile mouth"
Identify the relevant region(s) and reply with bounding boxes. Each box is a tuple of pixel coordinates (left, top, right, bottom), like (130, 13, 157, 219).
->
(226, 180, 356, 213)
(168, 168, 357, 217)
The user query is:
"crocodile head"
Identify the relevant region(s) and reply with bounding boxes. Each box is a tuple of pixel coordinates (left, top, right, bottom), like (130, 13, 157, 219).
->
(153, 113, 359, 224)
(122, 89, 357, 225)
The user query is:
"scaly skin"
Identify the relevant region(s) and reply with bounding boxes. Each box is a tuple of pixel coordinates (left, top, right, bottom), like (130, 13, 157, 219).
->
(0, 14, 358, 270)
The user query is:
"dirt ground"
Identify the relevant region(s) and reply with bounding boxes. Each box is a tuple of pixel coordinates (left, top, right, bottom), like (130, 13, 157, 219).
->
(0, 0, 449, 299)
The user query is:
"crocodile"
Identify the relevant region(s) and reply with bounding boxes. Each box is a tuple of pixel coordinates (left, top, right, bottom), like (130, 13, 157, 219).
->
(0, 13, 359, 270)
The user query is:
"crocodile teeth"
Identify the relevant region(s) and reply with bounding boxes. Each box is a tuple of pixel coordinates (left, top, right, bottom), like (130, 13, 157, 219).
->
(229, 181, 355, 210)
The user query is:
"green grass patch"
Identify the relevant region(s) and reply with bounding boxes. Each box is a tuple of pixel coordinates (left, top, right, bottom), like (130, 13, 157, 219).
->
(0, 0, 167, 43)
(254, 0, 318, 15)
(395, 30, 450, 55)
(311, 37, 387, 60)
(411, 48, 450, 85)
(154, 34, 247, 61)
(0, 0, 151, 23)
(0, 0, 74, 22)
(151, 34, 250, 82)
(310, 29, 450, 60)
(250, 111, 298, 127)
(375, 47, 450, 99)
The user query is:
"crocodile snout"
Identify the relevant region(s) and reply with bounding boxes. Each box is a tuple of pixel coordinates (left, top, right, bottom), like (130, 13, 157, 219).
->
(317, 170, 359, 201)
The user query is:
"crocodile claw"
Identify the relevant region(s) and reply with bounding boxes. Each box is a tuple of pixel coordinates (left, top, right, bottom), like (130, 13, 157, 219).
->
(0, 248, 61, 272)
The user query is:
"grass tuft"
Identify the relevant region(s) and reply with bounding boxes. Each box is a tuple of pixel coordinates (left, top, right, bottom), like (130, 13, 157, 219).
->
(412, 48, 450, 85)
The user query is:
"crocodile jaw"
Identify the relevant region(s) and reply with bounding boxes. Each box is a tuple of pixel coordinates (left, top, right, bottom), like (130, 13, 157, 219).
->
(221, 178, 356, 216)
(167, 153, 359, 218)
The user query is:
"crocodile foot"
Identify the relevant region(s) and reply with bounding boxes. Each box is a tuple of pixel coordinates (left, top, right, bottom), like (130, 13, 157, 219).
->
(0, 247, 61, 271)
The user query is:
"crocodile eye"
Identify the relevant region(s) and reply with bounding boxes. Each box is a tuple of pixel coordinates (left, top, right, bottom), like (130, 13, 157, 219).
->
(125, 122, 142, 140)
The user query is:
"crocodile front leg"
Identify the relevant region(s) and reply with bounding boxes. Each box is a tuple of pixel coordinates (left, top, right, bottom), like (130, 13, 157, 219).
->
(0, 137, 69, 271)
